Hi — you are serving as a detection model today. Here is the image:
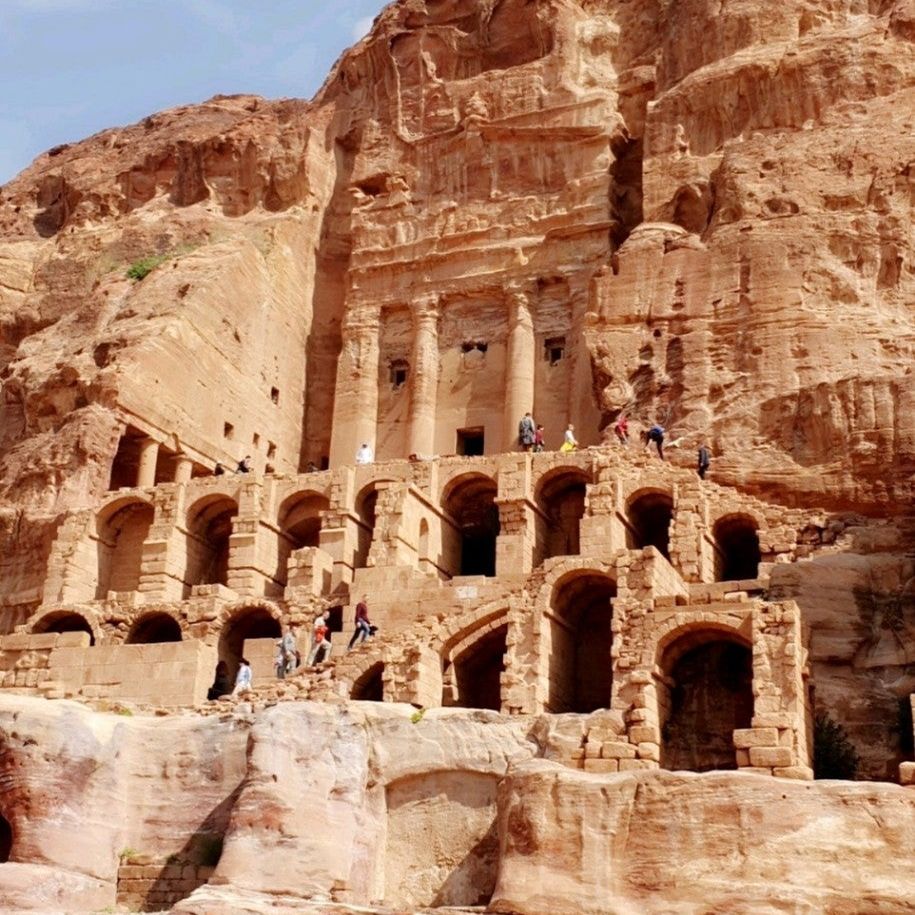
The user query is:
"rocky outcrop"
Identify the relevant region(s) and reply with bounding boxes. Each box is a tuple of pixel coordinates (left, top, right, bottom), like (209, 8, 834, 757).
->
(0, 696, 913, 914)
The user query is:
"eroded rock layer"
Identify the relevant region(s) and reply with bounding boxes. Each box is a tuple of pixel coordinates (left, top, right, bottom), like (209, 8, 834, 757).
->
(1, 696, 913, 915)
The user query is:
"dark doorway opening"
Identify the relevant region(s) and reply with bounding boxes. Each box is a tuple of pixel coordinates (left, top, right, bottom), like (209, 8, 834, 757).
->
(714, 516, 762, 581)
(627, 492, 673, 559)
(456, 427, 485, 456)
(451, 624, 507, 711)
(443, 475, 499, 577)
(127, 613, 182, 644)
(351, 662, 384, 701)
(0, 815, 11, 862)
(33, 612, 94, 645)
(548, 574, 615, 713)
(217, 608, 281, 683)
(185, 497, 238, 595)
(660, 636, 753, 772)
(536, 471, 588, 563)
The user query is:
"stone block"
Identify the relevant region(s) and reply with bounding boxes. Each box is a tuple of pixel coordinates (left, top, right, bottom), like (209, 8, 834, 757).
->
(636, 742, 660, 762)
(619, 759, 655, 771)
(899, 762, 915, 786)
(751, 713, 794, 729)
(773, 766, 814, 781)
(733, 728, 779, 749)
(736, 749, 750, 767)
(584, 758, 619, 773)
(628, 725, 659, 744)
(749, 746, 794, 768)
(601, 741, 637, 759)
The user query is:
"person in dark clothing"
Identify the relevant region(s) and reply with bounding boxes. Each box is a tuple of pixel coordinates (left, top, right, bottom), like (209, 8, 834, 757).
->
(236, 455, 252, 473)
(214, 462, 226, 476)
(697, 444, 711, 479)
(518, 412, 536, 451)
(207, 661, 230, 700)
(348, 596, 373, 650)
(646, 424, 665, 459)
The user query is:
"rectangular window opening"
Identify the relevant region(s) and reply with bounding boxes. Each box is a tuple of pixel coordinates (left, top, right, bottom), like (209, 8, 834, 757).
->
(270, 387, 280, 404)
(456, 427, 485, 456)
(545, 336, 566, 365)
(223, 422, 235, 440)
(252, 432, 261, 448)
(267, 441, 277, 460)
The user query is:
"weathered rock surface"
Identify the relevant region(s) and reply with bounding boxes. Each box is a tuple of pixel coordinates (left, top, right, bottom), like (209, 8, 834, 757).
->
(0, 696, 913, 914)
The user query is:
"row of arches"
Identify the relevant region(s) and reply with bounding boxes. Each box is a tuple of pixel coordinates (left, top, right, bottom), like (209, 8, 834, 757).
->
(90, 474, 763, 602)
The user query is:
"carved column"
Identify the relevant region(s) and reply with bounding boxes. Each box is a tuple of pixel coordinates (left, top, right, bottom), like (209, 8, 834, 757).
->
(503, 291, 535, 452)
(329, 310, 380, 467)
(408, 295, 440, 458)
(137, 438, 159, 488)
(174, 455, 194, 483)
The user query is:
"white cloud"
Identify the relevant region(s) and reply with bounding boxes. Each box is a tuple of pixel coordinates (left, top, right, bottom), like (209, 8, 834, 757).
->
(351, 15, 373, 41)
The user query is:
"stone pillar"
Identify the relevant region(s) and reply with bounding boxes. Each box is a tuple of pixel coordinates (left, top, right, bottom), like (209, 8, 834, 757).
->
(407, 295, 440, 458)
(503, 291, 535, 452)
(137, 438, 159, 488)
(329, 311, 380, 467)
(174, 455, 194, 483)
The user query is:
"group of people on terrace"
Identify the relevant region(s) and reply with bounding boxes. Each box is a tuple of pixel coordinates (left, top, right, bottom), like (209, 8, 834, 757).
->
(207, 597, 377, 700)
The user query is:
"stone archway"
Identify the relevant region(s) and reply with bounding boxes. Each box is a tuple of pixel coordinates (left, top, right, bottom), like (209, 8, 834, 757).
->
(627, 490, 673, 559)
(714, 514, 762, 581)
(351, 662, 384, 701)
(276, 490, 329, 584)
(96, 498, 154, 598)
(184, 495, 238, 595)
(446, 624, 508, 711)
(441, 473, 499, 577)
(32, 611, 96, 645)
(546, 571, 616, 713)
(659, 629, 753, 772)
(126, 612, 182, 644)
(535, 467, 589, 564)
(217, 606, 281, 683)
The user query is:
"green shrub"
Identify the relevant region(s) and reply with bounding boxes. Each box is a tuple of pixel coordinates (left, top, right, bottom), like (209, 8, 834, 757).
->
(813, 713, 860, 779)
(126, 253, 169, 281)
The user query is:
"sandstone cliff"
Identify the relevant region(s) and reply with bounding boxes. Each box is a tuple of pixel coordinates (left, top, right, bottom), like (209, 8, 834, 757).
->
(1, 696, 913, 914)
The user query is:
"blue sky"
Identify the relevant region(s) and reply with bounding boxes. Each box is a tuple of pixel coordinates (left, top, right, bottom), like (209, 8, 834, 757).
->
(0, 0, 385, 185)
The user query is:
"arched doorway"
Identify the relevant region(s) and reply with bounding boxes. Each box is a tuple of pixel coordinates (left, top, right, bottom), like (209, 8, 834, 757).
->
(442, 474, 499, 577)
(351, 662, 384, 701)
(547, 572, 616, 713)
(659, 631, 753, 772)
(714, 515, 761, 581)
(217, 607, 281, 683)
(627, 491, 673, 559)
(535, 469, 588, 564)
(276, 491, 329, 584)
(185, 496, 238, 595)
(126, 613, 182, 644)
(448, 624, 507, 711)
(96, 500, 154, 598)
(355, 482, 389, 571)
(33, 612, 95, 645)
(0, 815, 12, 862)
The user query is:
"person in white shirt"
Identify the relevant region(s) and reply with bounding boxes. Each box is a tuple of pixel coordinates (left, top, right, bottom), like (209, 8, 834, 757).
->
(356, 442, 374, 465)
(232, 658, 252, 695)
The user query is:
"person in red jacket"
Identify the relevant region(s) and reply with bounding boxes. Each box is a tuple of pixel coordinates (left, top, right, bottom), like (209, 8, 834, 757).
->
(348, 596, 373, 650)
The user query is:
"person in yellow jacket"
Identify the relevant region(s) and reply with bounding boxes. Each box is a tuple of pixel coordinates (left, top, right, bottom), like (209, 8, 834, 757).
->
(559, 423, 578, 453)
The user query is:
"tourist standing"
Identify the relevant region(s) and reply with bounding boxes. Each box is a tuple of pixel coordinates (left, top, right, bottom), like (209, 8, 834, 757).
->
(613, 414, 629, 445)
(518, 412, 536, 451)
(533, 424, 545, 453)
(697, 443, 711, 480)
(282, 628, 298, 674)
(307, 612, 331, 665)
(356, 442, 374, 465)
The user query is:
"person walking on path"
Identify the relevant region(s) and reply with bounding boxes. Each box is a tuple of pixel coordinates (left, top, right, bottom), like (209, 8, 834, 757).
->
(533, 424, 545, 453)
(645, 423, 665, 459)
(697, 443, 711, 479)
(282, 628, 298, 674)
(348, 596, 373, 650)
(560, 423, 578, 453)
(356, 442, 374, 465)
(518, 412, 536, 451)
(613, 414, 629, 445)
(307, 612, 331, 665)
(231, 658, 252, 695)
